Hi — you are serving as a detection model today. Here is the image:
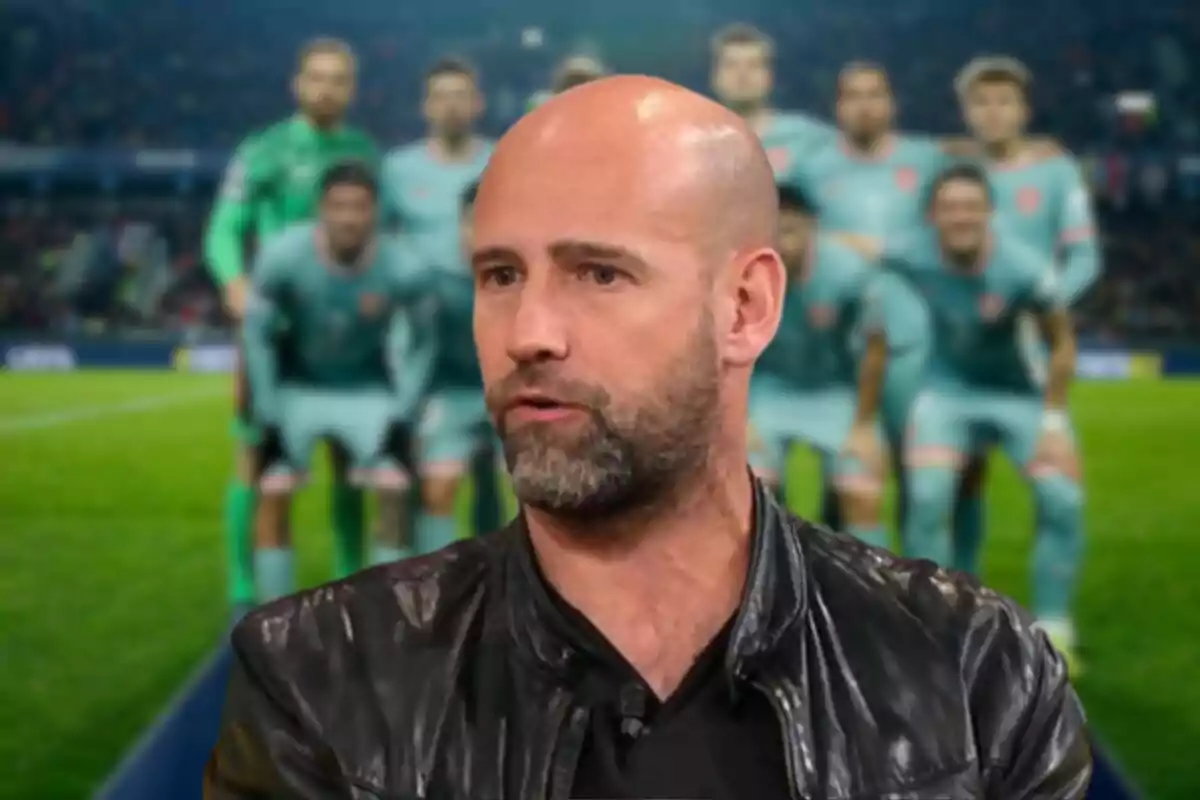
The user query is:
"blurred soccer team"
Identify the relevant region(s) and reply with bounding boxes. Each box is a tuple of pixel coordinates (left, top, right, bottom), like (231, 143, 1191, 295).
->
(204, 25, 1098, 671)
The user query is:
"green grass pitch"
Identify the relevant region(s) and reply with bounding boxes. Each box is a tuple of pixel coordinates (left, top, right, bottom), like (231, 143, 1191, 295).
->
(2, 372, 1199, 798)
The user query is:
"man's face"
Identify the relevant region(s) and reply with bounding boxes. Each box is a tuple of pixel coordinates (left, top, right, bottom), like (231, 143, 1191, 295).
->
(962, 80, 1028, 146)
(836, 69, 894, 141)
(712, 43, 772, 111)
(321, 184, 376, 255)
(777, 208, 813, 275)
(930, 178, 991, 258)
(471, 157, 722, 519)
(295, 52, 354, 124)
(424, 72, 480, 137)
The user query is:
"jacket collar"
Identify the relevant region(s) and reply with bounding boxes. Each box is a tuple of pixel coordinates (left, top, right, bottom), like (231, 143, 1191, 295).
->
(505, 477, 809, 688)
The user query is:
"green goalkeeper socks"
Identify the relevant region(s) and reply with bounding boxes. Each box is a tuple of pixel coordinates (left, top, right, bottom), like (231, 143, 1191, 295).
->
(331, 482, 366, 579)
(223, 480, 257, 606)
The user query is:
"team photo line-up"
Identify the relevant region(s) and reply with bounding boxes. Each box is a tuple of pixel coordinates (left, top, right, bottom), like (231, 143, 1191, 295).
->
(208, 25, 1096, 672)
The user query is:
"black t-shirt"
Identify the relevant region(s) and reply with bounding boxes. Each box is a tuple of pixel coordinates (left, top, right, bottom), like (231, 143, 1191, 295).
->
(545, 590, 793, 800)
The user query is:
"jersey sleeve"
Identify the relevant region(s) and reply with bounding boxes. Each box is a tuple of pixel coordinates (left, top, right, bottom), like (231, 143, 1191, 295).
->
(779, 155, 817, 205)
(830, 243, 873, 310)
(378, 151, 405, 231)
(789, 112, 839, 156)
(858, 271, 890, 336)
(384, 246, 436, 420)
(878, 227, 927, 280)
(1024, 260, 1066, 315)
(204, 137, 262, 286)
(240, 236, 290, 424)
(1053, 159, 1101, 305)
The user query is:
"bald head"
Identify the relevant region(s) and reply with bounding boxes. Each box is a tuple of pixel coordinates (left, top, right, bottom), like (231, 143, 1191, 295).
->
(482, 76, 778, 256)
(471, 75, 785, 523)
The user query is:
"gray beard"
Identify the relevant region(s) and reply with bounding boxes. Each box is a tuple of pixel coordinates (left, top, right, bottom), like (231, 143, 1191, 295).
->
(497, 311, 721, 525)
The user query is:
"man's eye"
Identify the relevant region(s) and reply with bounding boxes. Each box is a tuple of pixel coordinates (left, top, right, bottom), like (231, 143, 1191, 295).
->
(578, 263, 621, 286)
(480, 266, 519, 288)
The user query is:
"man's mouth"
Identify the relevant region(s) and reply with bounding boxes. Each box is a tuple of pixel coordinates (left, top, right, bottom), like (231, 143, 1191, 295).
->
(506, 393, 586, 423)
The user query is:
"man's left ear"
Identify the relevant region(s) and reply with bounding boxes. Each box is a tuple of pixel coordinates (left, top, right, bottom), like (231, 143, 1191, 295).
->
(723, 247, 785, 368)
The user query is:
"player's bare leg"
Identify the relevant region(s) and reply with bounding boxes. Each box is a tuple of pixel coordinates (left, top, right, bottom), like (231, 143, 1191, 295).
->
(373, 482, 412, 564)
(838, 477, 888, 550)
(834, 432, 890, 550)
(255, 467, 296, 603)
(951, 453, 989, 574)
(416, 472, 464, 555)
(328, 444, 366, 579)
(365, 437, 415, 564)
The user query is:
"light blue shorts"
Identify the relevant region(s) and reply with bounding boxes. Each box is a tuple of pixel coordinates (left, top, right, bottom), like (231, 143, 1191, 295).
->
(264, 384, 407, 493)
(907, 387, 1076, 471)
(748, 379, 881, 484)
(417, 386, 494, 478)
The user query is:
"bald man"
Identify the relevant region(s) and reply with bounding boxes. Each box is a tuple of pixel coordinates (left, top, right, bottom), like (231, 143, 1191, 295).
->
(207, 76, 1091, 800)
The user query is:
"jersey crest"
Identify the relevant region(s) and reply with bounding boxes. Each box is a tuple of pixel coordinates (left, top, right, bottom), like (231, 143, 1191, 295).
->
(1017, 186, 1041, 215)
(978, 293, 1005, 321)
(894, 166, 918, 192)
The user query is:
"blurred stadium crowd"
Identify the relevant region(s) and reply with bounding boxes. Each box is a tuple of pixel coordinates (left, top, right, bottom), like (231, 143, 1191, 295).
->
(1, 0, 1199, 341)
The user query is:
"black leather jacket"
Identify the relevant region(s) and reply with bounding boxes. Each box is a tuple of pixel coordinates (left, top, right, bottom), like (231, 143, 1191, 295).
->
(207, 482, 1091, 799)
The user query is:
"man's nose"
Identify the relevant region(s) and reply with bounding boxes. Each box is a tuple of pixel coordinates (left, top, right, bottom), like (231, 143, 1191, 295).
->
(505, 273, 569, 365)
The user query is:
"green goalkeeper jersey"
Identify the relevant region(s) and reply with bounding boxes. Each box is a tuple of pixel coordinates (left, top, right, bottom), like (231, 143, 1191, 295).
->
(204, 115, 380, 286)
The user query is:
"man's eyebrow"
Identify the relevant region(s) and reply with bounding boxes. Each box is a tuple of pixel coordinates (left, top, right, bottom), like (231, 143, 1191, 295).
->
(470, 241, 648, 272)
(548, 240, 644, 265)
(470, 246, 522, 271)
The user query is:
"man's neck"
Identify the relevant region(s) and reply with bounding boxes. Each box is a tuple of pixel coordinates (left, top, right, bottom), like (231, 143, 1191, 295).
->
(843, 129, 892, 157)
(943, 241, 987, 272)
(733, 105, 772, 137)
(301, 113, 341, 134)
(432, 132, 475, 160)
(984, 136, 1028, 164)
(526, 459, 754, 699)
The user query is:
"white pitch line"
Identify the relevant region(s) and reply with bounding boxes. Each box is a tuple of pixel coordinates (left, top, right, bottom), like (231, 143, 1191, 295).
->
(0, 388, 225, 436)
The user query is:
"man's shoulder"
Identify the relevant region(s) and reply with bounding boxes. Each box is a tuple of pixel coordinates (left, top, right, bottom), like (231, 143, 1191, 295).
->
(230, 535, 502, 674)
(230, 120, 298, 179)
(244, 118, 298, 151)
(882, 226, 936, 268)
(774, 110, 833, 137)
(260, 221, 318, 263)
(383, 140, 429, 172)
(798, 524, 1049, 676)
